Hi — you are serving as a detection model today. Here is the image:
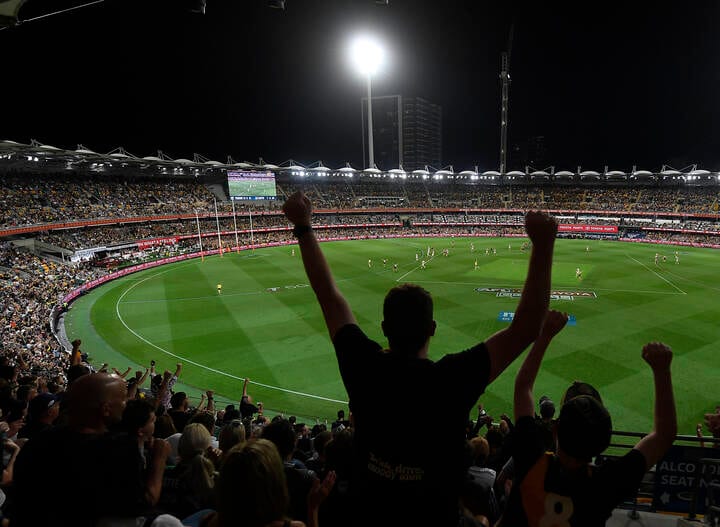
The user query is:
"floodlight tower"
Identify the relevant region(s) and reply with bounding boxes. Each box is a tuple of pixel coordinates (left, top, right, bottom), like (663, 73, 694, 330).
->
(350, 36, 385, 169)
(499, 24, 514, 177)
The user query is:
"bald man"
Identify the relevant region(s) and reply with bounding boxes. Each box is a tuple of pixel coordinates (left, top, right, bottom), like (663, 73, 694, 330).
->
(12, 374, 170, 527)
(63, 372, 127, 432)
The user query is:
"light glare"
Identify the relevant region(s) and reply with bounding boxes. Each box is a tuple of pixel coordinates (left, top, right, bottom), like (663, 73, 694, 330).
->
(349, 36, 385, 76)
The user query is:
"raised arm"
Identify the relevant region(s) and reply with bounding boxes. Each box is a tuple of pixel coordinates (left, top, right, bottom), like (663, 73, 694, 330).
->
(485, 211, 557, 383)
(137, 367, 150, 387)
(634, 342, 677, 470)
(114, 367, 132, 379)
(173, 363, 183, 379)
(283, 191, 356, 339)
(514, 310, 568, 421)
(70, 339, 83, 366)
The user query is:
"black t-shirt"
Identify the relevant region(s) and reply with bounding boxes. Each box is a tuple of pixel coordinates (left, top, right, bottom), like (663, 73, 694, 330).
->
(497, 416, 647, 527)
(333, 324, 491, 527)
(12, 428, 149, 527)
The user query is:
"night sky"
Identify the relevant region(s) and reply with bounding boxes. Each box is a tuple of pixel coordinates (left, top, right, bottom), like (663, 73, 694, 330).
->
(3, 0, 720, 171)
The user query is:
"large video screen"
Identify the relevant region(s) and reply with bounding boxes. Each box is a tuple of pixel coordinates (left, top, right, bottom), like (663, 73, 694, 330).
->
(227, 171, 277, 201)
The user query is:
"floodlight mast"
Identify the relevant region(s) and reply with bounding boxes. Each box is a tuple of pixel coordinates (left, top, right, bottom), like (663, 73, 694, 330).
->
(499, 51, 510, 176)
(366, 74, 375, 169)
(351, 37, 384, 169)
(499, 23, 514, 178)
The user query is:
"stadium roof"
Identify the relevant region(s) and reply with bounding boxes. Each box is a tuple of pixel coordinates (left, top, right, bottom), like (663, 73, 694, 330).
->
(1, 139, 718, 186)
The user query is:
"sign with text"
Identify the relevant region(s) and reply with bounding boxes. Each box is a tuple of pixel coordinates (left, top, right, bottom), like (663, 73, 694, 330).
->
(652, 444, 720, 514)
(558, 224, 619, 234)
(496, 311, 577, 326)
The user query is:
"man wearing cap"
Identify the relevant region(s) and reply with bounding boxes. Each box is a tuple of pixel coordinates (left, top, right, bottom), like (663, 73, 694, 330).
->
(536, 395, 556, 453)
(19, 392, 59, 441)
(497, 311, 677, 527)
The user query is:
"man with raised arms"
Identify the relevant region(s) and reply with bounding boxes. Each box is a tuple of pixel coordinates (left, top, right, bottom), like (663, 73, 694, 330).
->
(282, 191, 558, 527)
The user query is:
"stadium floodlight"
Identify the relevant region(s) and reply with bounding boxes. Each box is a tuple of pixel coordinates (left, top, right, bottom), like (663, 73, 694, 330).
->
(349, 35, 385, 169)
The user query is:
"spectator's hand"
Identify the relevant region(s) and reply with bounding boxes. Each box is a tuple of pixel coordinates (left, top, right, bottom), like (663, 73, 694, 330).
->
(641, 342, 673, 372)
(0, 422, 9, 435)
(7, 418, 24, 436)
(696, 423, 704, 437)
(148, 438, 171, 459)
(3, 439, 20, 454)
(206, 390, 214, 399)
(282, 191, 312, 227)
(308, 470, 336, 511)
(71, 339, 81, 349)
(206, 446, 222, 464)
(540, 310, 569, 340)
(524, 211, 557, 247)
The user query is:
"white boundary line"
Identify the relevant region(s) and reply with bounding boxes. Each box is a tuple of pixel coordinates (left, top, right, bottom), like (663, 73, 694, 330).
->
(663, 269, 720, 293)
(396, 255, 435, 282)
(625, 254, 687, 295)
(114, 267, 348, 405)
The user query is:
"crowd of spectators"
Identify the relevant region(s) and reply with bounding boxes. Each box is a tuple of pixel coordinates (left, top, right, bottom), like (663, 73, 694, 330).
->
(0, 244, 106, 381)
(0, 179, 718, 524)
(0, 174, 215, 228)
(2, 173, 720, 232)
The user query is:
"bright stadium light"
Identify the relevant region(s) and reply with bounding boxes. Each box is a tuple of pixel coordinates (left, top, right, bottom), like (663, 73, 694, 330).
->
(348, 35, 386, 169)
(349, 35, 385, 77)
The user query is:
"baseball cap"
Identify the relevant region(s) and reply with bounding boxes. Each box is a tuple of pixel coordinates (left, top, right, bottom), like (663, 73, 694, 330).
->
(561, 380, 603, 406)
(539, 396, 556, 419)
(29, 393, 58, 419)
(557, 395, 612, 461)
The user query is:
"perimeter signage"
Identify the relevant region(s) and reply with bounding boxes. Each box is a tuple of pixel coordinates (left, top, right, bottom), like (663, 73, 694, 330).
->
(475, 287, 596, 301)
(558, 224, 618, 234)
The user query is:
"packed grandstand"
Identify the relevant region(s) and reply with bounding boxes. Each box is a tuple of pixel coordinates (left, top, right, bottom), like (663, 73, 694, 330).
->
(1, 138, 720, 527)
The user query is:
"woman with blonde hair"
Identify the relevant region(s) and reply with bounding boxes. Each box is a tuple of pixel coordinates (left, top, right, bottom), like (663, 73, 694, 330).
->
(218, 420, 246, 466)
(160, 422, 217, 518)
(202, 438, 335, 527)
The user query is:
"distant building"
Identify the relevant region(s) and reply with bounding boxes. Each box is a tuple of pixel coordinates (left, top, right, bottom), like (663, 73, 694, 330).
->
(361, 95, 442, 171)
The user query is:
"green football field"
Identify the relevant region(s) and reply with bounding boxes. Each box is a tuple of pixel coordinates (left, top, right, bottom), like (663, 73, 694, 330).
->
(64, 237, 720, 436)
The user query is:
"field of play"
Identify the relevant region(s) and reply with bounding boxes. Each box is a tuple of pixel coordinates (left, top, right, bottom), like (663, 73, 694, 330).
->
(64, 237, 720, 435)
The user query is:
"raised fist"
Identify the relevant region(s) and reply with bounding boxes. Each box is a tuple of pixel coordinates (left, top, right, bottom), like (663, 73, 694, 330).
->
(641, 342, 673, 372)
(540, 310, 569, 339)
(524, 210, 558, 246)
(282, 191, 312, 227)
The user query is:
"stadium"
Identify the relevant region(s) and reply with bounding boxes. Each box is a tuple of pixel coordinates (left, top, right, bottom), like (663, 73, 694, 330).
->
(2, 1, 720, 526)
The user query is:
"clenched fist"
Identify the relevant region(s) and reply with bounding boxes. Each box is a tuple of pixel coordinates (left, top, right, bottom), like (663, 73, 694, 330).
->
(282, 191, 312, 227)
(524, 210, 558, 247)
(642, 342, 673, 372)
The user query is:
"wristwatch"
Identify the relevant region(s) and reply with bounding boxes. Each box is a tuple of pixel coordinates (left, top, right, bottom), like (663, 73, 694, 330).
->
(292, 225, 312, 238)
